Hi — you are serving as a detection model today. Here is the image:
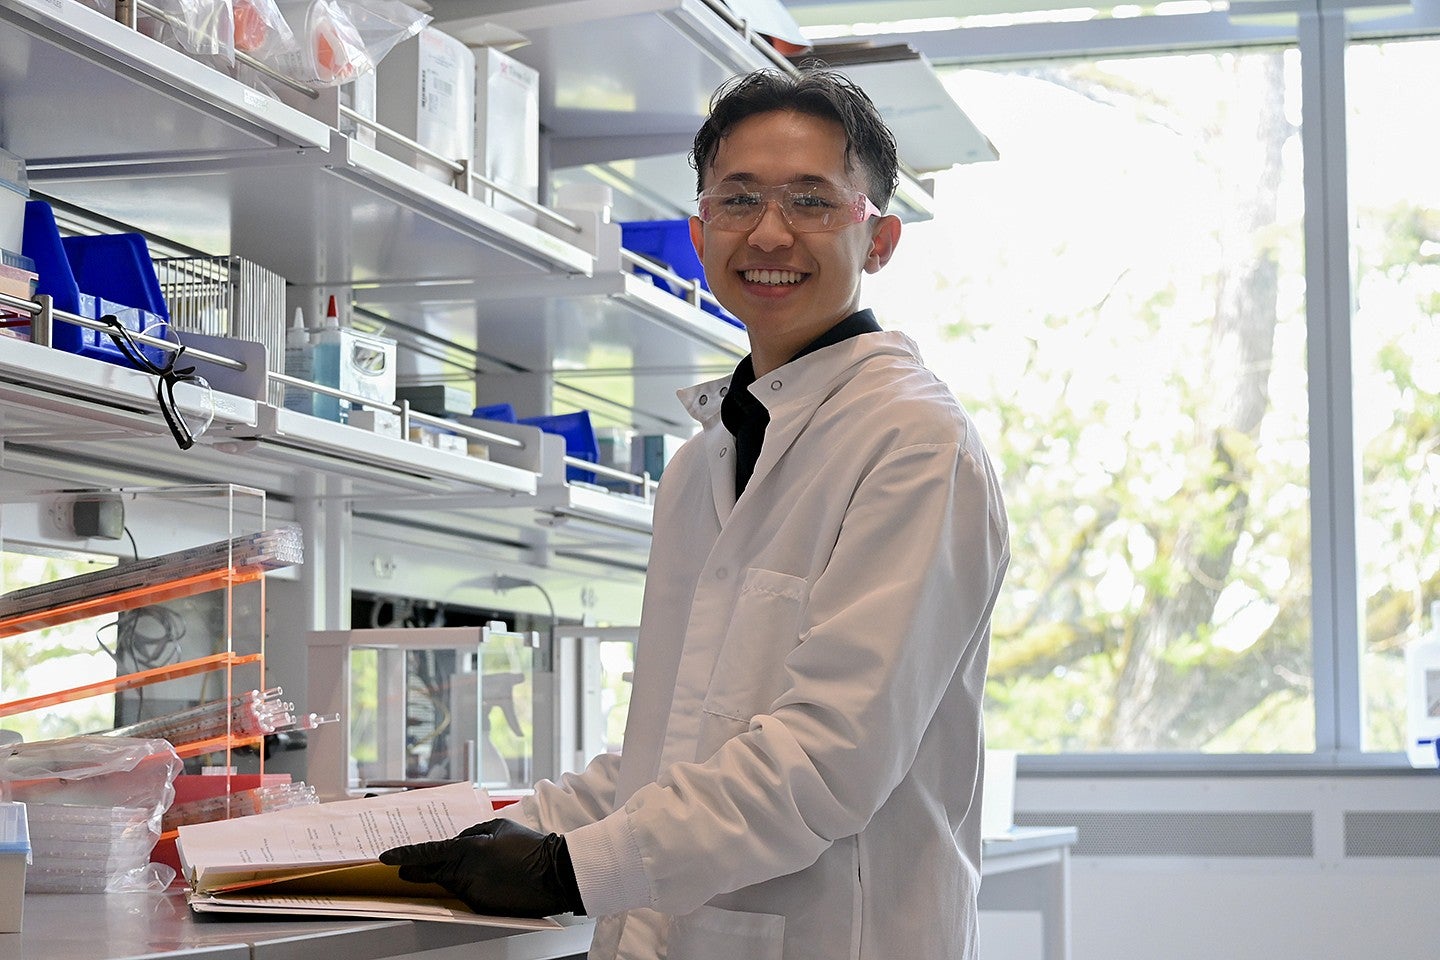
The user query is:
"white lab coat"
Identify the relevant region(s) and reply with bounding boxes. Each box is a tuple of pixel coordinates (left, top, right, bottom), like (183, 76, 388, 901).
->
(502, 330, 1009, 960)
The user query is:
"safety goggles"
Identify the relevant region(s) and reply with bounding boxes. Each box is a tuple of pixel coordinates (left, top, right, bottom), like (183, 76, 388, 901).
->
(697, 181, 882, 234)
(100, 315, 214, 451)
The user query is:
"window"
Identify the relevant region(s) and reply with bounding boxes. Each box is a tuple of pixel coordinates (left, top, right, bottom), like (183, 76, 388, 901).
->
(0, 550, 121, 740)
(1346, 37, 1440, 756)
(868, 48, 1311, 752)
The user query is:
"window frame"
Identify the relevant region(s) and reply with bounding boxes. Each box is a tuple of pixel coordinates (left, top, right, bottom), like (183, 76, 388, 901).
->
(864, 0, 1440, 772)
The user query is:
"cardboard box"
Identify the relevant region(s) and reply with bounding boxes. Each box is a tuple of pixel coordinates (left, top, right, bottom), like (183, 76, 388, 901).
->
(348, 406, 403, 439)
(473, 46, 539, 223)
(409, 424, 468, 456)
(376, 27, 476, 184)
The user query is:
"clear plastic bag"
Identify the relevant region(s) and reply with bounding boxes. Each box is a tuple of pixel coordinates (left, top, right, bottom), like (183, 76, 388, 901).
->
(0, 736, 182, 893)
(266, 0, 429, 87)
(234, 0, 297, 59)
(141, 0, 237, 67)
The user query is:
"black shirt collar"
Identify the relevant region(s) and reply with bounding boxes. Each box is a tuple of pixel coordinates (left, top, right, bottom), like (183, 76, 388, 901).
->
(789, 308, 883, 364)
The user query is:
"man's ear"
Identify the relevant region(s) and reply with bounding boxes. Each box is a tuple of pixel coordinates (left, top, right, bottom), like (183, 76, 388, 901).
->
(689, 215, 705, 261)
(864, 215, 902, 274)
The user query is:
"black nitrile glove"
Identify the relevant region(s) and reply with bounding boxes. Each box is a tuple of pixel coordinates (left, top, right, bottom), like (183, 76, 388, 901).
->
(379, 818, 586, 918)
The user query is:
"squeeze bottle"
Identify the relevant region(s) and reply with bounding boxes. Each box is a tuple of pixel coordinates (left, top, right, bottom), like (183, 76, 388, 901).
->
(310, 295, 349, 424)
(282, 307, 312, 413)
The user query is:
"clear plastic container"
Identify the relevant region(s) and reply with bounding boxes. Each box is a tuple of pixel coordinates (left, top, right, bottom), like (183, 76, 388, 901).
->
(0, 801, 30, 932)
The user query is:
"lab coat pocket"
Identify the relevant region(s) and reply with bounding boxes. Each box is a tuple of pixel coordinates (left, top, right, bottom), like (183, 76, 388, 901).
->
(667, 904, 786, 960)
(702, 567, 809, 725)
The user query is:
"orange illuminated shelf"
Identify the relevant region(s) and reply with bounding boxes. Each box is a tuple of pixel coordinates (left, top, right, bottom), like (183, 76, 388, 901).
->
(172, 732, 264, 760)
(0, 566, 266, 639)
(0, 527, 301, 640)
(0, 651, 263, 718)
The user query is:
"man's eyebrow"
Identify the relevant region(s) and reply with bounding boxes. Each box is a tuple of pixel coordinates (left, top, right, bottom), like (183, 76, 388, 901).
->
(717, 173, 836, 186)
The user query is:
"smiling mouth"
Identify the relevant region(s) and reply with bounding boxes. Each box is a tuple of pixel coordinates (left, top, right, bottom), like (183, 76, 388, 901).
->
(742, 268, 806, 286)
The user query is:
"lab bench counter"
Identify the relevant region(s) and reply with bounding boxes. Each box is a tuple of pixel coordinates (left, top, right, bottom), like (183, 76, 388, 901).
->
(2, 891, 595, 960)
(5, 831, 1075, 960)
(980, 826, 1078, 960)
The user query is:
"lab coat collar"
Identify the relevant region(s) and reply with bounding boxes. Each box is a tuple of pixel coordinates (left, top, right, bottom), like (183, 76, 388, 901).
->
(677, 330, 925, 518)
(744, 331, 923, 495)
(675, 330, 923, 424)
(677, 376, 734, 425)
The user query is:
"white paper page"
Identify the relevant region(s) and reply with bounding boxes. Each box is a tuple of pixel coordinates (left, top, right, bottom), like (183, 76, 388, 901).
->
(187, 891, 560, 930)
(178, 782, 492, 874)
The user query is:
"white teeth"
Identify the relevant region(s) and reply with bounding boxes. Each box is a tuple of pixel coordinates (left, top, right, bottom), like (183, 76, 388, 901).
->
(743, 269, 804, 285)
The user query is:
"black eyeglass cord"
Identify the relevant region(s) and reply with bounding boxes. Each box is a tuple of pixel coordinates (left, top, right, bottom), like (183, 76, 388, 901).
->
(99, 314, 209, 450)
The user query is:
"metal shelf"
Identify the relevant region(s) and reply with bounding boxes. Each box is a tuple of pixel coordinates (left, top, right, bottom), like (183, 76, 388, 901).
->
(0, 0, 330, 164)
(0, 337, 543, 500)
(2, 0, 595, 291)
(432, 0, 789, 145)
(29, 128, 595, 291)
(347, 424, 656, 564)
(354, 266, 746, 433)
(1, 336, 655, 552)
(0, 0, 668, 557)
(431, 0, 941, 222)
(251, 403, 538, 497)
(0, 335, 258, 443)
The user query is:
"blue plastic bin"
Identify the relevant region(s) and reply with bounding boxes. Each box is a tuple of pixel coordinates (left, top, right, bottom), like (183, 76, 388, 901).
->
(471, 403, 518, 423)
(21, 200, 170, 368)
(518, 410, 599, 484)
(619, 219, 741, 327)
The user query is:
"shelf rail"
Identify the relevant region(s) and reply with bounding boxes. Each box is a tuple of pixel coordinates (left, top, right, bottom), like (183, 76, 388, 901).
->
(271, 371, 658, 500)
(0, 291, 246, 371)
(0, 652, 263, 718)
(337, 106, 583, 235)
(566, 456, 659, 501)
(128, 0, 322, 100)
(619, 248, 733, 319)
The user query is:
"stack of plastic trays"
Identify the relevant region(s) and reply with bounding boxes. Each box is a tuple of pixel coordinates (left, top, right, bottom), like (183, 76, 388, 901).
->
(23, 804, 155, 893)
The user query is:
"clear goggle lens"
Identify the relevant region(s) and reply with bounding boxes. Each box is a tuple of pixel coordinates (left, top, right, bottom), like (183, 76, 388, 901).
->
(697, 182, 880, 233)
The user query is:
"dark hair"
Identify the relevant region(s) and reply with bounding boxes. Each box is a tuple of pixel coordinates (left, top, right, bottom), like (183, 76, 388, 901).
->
(690, 67, 900, 211)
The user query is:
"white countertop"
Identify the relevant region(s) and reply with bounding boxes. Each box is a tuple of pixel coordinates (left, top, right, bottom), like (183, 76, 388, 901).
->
(2, 891, 594, 960)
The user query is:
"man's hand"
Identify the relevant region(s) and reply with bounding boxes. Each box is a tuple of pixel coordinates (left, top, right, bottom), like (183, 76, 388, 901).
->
(379, 818, 586, 918)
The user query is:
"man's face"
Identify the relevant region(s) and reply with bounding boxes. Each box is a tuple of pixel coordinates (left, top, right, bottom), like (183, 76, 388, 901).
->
(689, 110, 900, 372)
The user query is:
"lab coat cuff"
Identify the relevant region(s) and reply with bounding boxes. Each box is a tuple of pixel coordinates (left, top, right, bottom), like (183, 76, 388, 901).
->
(564, 811, 651, 917)
(490, 796, 539, 830)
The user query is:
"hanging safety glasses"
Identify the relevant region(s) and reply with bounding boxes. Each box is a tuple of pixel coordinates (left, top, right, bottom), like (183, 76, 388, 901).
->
(99, 315, 214, 450)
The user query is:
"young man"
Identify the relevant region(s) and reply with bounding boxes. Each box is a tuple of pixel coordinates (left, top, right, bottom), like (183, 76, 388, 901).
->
(382, 68, 1010, 960)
